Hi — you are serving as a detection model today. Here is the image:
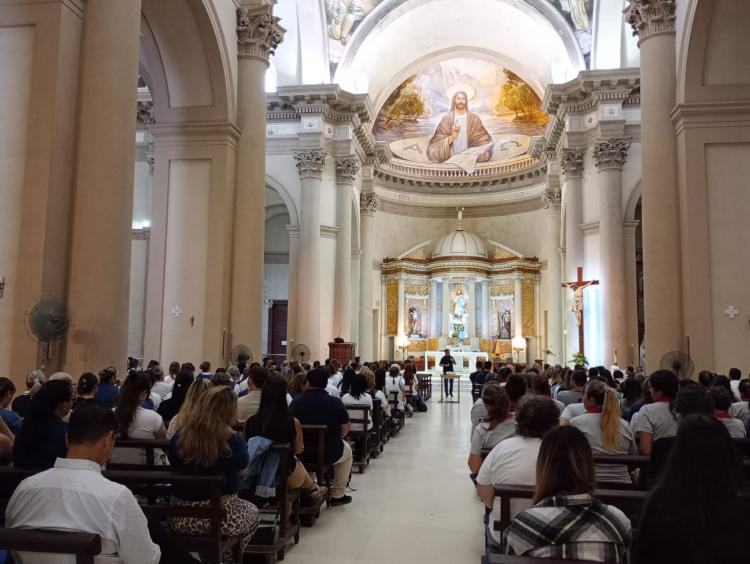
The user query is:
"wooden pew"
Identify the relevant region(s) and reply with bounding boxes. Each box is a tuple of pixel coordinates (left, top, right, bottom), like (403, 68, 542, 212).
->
(298, 425, 333, 527)
(417, 374, 432, 400)
(472, 383, 484, 402)
(491, 484, 647, 534)
(0, 466, 242, 564)
(345, 405, 371, 473)
(369, 399, 384, 458)
(484, 555, 602, 564)
(242, 443, 301, 562)
(0, 529, 102, 564)
(388, 391, 404, 436)
(110, 438, 171, 470)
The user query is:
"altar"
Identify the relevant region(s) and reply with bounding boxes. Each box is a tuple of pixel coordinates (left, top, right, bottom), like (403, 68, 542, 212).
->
(425, 350, 490, 374)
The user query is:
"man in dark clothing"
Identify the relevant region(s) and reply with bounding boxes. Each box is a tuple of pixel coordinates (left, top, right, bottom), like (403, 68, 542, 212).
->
(290, 367, 353, 505)
(439, 349, 457, 397)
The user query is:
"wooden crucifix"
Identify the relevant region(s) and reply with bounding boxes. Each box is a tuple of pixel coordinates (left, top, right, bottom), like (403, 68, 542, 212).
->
(562, 267, 599, 356)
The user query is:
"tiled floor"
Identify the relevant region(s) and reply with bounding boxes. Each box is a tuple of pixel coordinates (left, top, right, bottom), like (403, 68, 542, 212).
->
(283, 390, 484, 564)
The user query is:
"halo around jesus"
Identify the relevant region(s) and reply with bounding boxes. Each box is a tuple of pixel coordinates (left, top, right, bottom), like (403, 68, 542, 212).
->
(446, 83, 477, 102)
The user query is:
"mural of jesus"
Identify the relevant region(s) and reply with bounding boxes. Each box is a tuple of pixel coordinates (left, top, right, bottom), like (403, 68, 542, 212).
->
(426, 91, 493, 163)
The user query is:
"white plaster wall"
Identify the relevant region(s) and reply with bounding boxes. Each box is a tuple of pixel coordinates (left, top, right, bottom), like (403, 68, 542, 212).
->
(0, 26, 35, 377)
(706, 143, 750, 373)
(266, 154, 302, 219)
(265, 213, 291, 254)
(582, 232, 603, 366)
(128, 238, 149, 359)
(160, 160, 212, 364)
(132, 160, 153, 226)
(621, 143, 642, 213)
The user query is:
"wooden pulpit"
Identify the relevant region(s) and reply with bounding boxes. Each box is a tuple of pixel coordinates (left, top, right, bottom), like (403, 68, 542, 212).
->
(328, 341, 356, 365)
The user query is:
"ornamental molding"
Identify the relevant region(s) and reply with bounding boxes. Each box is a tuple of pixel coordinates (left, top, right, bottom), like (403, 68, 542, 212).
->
(293, 149, 327, 180)
(542, 190, 562, 212)
(593, 137, 632, 171)
(237, 6, 285, 64)
(335, 156, 361, 184)
(360, 191, 379, 215)
(561, 148, 585, 178)
(624, 0, 676, 45)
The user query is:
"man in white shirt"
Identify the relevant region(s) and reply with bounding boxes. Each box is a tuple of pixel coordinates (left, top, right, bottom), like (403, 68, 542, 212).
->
(6, 405, 161, 564)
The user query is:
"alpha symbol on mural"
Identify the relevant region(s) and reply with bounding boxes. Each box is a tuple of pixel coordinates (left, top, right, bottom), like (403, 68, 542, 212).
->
(403, 143, 422, 154)
(725, 305, 739, 319)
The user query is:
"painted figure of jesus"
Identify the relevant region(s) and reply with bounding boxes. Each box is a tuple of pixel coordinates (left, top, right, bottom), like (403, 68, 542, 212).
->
(426, 91, 493, 163)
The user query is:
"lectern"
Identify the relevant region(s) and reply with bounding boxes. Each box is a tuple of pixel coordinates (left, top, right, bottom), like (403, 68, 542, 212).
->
(328, 341, 355, 366)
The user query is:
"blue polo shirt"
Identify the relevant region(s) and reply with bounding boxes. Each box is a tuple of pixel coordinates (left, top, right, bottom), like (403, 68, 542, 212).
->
(290, 388, 349, 465)
(94, 382, 119, 408)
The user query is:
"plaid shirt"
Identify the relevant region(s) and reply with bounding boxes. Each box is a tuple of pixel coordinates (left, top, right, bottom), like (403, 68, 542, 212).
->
(505, 493, 631, 562)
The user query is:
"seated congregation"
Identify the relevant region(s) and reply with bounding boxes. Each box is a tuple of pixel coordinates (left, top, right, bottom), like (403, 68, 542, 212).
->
(470, 363, 750, 564)
(0, 356, 426, 563)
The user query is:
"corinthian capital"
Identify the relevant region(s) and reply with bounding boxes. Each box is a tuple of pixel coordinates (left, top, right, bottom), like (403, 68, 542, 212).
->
(237, 6, 285, 64)
(624, 0, 676, 45)
(593, 138, 632, 171)
(293, 149, 327, 180)
(335, 156, 361, 185)
(542, 190, 562, 213)
(360, 192, 379, 215)
(561, 148, 585, 179)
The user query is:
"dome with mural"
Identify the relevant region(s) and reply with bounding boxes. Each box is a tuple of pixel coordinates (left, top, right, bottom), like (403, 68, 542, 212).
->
(432, 216, 488, 260)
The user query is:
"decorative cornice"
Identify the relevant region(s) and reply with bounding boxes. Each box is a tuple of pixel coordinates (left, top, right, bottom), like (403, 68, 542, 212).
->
(542, 190, 562, 213)
(561, 148, 585, 178)
(237, 6, 285, 65)
(137, 101, 155, 127)
(285, 224, 301, 238)
(293, 149, 326, 180)
(593, 138, 632, 171)
(335, 156, 360, 185)
(320, 225, 339, 239)
(360, 191, 379, 215)
(624, 0, 676, 46)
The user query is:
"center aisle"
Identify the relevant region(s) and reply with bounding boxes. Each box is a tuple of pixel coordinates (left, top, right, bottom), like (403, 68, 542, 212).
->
(283, 392, 484, 564)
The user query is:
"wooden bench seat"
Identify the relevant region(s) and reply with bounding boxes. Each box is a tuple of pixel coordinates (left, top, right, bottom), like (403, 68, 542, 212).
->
(345, 405, 371, 473)
(0, 528, 102, 564)
(110, 438, 171, 470)
(298, 425, 333, 527)
(369, 399, 384, 458)
(484, 554, 602, 564)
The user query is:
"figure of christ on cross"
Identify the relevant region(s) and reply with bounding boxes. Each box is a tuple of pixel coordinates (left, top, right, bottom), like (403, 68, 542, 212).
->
(562, 267, 599, 356)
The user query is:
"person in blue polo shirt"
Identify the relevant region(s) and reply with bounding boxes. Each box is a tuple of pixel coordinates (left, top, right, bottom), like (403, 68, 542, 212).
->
(290, 367, 353, 506)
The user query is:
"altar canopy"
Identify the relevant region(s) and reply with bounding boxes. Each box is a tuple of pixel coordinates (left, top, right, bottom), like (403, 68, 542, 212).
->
(381, 212, 542, 359)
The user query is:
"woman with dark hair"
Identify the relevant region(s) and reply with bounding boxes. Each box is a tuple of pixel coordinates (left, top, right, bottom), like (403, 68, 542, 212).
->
(468, 383, 516, 474)
(633, 370, 679, 455)
(619, 377, 642, 420)
(0, 377, 21, 434)
(245, 376, 327, 504)
(288, 372, 308, 399)
(633, 415, 750, 564)
(73, 372, 99, 411)
(341, 373, 373, 432)
(476, 398, 560, 551)
(167, 361, 180, 383)
(111, 372, 166, 465)
(94, 366, 119, 408)
(505, 426, 631, 561)
(698, 370, 716, 388)
(158, 370, 195, 423)
(570, 380, 636, 483)
(338, 366, 357, 396)
(13, 380, 73, 468)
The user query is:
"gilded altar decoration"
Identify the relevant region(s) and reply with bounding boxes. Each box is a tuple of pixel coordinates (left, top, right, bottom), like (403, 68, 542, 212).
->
(385, 279, 398, 336)
(522, 280, 535, 337)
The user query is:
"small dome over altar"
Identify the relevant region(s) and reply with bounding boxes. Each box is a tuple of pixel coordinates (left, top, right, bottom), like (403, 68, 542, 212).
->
(432, 210, 488, 260)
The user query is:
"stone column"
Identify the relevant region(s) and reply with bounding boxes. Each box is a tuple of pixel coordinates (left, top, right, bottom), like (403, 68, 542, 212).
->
(561, 148, 585, 353)
(358, 191, 378, 361)
(543, 189, 563, 361)
(285, 225, 300, 358)
(294, 149, 326, 360)
(429, 279, 438, 337)
(65, 0, 142, 375)
(351, 249, 361, 346)
(623, 220, 640, 366)
(593, 138, 631, 367)
(625, 0, 682, 368)
(442, 279, 451, 338)
(514, 273, 523, 338)
(231, 6, 284, 358)
(468, 280, 477, 340)
(333, 156, 359, 340)
(481, 280, 490, 339)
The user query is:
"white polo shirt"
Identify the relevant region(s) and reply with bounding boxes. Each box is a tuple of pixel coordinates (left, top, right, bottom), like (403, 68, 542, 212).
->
(6, 458, 160, 564)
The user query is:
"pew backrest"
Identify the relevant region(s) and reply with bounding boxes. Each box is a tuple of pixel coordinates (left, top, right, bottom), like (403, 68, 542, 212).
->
(0, 528, 102, 564)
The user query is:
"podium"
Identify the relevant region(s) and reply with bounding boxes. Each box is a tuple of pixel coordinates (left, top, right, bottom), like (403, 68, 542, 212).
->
(328, 341, 356, 366)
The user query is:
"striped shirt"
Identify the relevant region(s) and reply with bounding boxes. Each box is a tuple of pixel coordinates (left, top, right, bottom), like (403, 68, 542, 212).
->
(505, 493, 631, 562)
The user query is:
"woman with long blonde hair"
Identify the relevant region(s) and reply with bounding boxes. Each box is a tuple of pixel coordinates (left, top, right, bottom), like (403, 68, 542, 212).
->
(166, 378, 211, 439)
(569, 379, 636, 483)
(167, 385, 259, 562)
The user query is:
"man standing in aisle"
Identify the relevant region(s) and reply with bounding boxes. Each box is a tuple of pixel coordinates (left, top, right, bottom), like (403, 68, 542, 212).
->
(440, 348, 456, 398)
